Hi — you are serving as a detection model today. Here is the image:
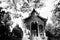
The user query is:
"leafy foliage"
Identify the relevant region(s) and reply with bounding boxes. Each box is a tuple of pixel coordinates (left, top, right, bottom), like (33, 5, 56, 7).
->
(0, 7, 23, 40)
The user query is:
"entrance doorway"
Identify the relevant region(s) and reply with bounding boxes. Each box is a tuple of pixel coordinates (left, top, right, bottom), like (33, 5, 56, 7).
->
(31, 22, 38, 36)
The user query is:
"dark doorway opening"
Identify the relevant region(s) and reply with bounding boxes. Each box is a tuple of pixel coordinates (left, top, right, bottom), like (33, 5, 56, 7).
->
(31, 22, 38, 36)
